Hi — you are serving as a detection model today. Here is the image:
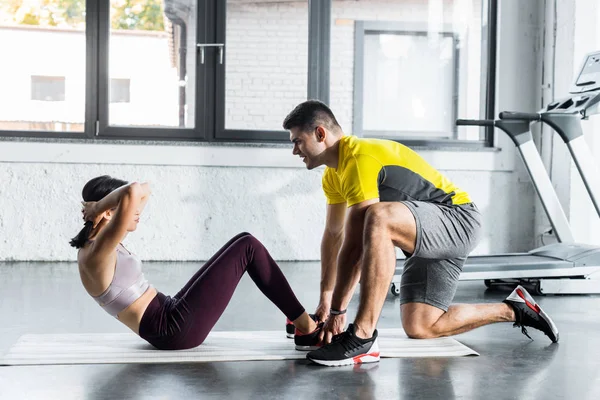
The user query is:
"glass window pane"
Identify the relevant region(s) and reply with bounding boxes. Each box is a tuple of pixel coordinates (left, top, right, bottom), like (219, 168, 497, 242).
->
(330, 0, 485, 141)
(0, 2, 85, 132)
(225, 0, 308, 131)
(108, 0, 196, 128)
(363, 33, 455, 137)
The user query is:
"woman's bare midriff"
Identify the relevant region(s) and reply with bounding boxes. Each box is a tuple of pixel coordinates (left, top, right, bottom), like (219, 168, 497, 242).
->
(116, 286, 158, 335)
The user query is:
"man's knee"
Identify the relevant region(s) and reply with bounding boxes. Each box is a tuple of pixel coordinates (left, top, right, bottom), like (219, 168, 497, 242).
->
(401, 303, 445, 339)
(403, 321, 438, 339)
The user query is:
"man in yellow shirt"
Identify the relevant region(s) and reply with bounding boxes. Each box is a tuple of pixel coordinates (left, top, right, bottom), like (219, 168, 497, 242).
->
(283, 100, 559, 367)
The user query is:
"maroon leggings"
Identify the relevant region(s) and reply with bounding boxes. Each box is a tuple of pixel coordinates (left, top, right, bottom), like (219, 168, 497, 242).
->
(139, 232, 305, 350)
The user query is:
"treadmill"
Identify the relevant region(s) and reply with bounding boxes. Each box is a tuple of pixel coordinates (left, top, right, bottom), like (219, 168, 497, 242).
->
(390, 51, 600, 296)
(501, 51, 600, 217)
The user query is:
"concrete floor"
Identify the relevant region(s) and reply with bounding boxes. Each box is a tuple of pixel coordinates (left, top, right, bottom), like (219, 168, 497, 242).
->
(1, 261, 600, 400)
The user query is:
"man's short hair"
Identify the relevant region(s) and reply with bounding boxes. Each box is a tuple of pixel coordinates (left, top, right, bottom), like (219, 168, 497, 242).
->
(282, 100, 341, 133)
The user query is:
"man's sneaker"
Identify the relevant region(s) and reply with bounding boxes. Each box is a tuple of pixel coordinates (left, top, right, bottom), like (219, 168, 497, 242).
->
(286, 313, 318, 339)
(503, 285, 559, 343)
(294, 318, 324, 351)
(306, 323, 380, 366)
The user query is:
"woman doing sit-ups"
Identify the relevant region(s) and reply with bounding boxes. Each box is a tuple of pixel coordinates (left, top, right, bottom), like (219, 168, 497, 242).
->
(71, 175, 323, 350)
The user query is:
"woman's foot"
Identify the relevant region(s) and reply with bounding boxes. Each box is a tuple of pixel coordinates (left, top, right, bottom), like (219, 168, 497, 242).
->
(294, 314, 324, 351)
(286, 318, 296, 338)
(293, 312, 318, 334)
(287, 313, 318, 338)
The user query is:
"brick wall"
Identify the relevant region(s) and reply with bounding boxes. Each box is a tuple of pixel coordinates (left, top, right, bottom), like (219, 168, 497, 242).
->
(226, 1, 309, 131)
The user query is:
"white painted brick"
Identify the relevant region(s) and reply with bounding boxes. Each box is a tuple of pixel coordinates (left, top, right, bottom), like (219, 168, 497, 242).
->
(0, 162, 532, 261)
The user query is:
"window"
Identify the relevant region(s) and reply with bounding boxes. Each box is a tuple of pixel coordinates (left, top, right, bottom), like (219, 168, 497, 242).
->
(110, 78, 131, 103)
(361, 31, 458, 139)
(31, 76, 66, 102)
(0, 0, 496, 145)
(0, 0, 85, 134)
(220, 0, 309, 134)
(331, 0, 493, 145)
(105, 0, 197, 130)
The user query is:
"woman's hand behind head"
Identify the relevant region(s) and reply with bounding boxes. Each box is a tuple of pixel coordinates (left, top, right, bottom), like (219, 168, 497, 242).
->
(82, 201, 103, 228)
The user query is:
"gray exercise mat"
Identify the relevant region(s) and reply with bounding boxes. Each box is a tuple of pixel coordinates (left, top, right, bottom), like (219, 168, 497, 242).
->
(0, 329, 478, 366)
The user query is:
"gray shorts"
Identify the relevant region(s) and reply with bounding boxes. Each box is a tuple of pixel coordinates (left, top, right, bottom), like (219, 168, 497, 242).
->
(399, 201, 482, 311)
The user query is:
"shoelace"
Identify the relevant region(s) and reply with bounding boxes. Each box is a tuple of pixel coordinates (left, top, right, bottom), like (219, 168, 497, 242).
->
(334, 331, 365, 354)
(512, 308, 534, 340)
(513, 323, 533, 340)
(331, 332, 345, 343)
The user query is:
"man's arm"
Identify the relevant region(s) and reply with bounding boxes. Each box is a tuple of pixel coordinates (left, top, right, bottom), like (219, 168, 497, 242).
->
(315, 202, 346, 321)
(330, 198, 379, 312)
(320, 198, 379, 343)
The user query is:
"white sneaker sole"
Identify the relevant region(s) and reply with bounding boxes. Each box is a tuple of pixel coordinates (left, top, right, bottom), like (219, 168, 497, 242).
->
(286, 333, 294, 339)
(307, 339, 380, 366)
(308, 353, 380, 366)
(295, 345, 320, 351)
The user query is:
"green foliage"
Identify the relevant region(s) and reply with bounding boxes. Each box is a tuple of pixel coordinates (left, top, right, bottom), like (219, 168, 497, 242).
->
(111, 0, 165, 31)
(58, 0, 86, 24)
(0, 0, 165, 31)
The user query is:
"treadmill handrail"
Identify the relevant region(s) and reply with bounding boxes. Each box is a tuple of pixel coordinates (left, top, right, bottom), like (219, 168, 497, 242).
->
(456, 118, 575, 243)
(456, 119, 495, 127)
(499, 111, 541, 121)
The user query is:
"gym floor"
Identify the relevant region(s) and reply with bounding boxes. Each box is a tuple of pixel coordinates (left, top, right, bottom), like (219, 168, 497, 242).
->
(1, 261, 599, 400)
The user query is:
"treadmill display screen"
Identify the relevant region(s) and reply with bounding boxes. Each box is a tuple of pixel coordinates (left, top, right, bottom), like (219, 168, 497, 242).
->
(574, 52, 600, 93)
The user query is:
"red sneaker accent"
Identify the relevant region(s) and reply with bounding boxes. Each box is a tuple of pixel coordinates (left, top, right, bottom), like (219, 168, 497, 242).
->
(295, 324, 321, 337)
(517, 288, 540, 313)
(352, 352, 380, 364)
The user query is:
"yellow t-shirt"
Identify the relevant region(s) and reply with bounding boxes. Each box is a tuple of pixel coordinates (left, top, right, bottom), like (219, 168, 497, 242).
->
(322, 136, 471, 207)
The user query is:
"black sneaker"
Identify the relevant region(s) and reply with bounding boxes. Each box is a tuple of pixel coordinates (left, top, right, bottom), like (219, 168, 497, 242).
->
(294, 318, 324, 351)
(286, 313, 317, 339)
(503, 285, 559, 343)
(286, 318, 295, 339)
(306, 323, 380, 366)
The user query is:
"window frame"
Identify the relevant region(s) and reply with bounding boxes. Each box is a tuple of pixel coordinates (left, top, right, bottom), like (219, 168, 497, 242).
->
(0, 0, 496, 148)
(212, 0, 330, 143)
(353, 25, 460, 141)
(95, 0, 209, 141)
(352, 16, 494, 148)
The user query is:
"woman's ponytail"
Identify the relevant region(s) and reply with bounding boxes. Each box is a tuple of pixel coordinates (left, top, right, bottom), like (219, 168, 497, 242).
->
(69, 221, 94, 249)
(71, 175, 128, 249)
